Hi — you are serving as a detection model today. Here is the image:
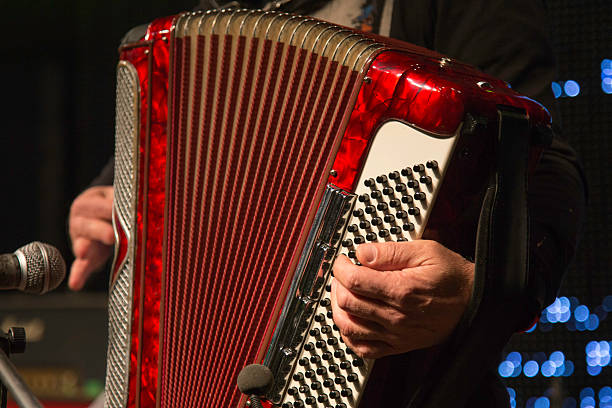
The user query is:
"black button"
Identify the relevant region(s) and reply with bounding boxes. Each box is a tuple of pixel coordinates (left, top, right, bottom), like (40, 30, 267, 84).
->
(413, 164, 425, 172)
(426, 160, 438, 169)
(359, 220, 371, 229)
(420, 175, 432, 185)
(382, 186, 394, 195)
(402, 223, 415, 231)
(401, 195, 413, 204)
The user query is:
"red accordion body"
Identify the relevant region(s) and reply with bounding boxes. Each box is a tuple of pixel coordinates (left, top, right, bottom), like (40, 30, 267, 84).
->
(105, 9, 550, 408)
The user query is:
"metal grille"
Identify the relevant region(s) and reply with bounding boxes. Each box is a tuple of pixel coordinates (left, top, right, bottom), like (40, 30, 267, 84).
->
(105, 61, 139, 408)
(160, 10, 381, 408)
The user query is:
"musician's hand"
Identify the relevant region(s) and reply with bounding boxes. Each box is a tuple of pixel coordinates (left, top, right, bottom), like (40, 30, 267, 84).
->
(330, 240, 474, 359)
(68, 186, 114, 290)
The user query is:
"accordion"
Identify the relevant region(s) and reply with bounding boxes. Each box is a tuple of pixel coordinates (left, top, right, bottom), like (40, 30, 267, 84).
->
(106, 9, 551, 408)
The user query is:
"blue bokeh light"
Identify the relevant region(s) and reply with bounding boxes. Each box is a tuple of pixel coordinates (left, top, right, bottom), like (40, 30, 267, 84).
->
(541, 361, 555, 377)
(564, 80, 580, 97)
(524, 360, 539, 377)
(602, 60, 612, 94)
(554, 362, 566, 377)
(580, 396, 596, 408)
(552, 82, 562, 98)
(604, 295, 612, 312)
(602, 59, 612, 74)
(535, 397, 550, 408)
(563, 360, 575, 376)
(586, 314, 599, 330)
(587, 365, 602, 376)
(604, 78, 612, 94)
(507, 387, 516, 399)
(550, 351, 565, 366)
(507, 352, 522, 365)
(600, 386, 612, 400)
(499, 361, 514, 377)
(527, 397, 537, 408)
(580, 388, 595, 399)
(575, 305, 589, 322)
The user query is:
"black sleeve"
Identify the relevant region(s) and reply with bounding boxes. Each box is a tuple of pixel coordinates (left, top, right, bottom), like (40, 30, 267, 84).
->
(89, 156, 114, 187)
(391, 0, 587, 312)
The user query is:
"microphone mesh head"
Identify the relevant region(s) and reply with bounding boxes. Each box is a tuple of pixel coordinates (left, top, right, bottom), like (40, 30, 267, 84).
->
(16, 242, 66, 294)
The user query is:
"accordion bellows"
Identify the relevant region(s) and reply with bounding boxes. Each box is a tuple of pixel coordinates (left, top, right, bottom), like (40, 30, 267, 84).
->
(106, 9, 550, 408)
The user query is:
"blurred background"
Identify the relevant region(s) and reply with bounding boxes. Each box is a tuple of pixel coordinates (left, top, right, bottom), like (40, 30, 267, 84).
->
(0, 0, 610, 407)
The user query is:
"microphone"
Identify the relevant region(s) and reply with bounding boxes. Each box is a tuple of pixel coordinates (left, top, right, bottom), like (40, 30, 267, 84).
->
(0, 242, 66, 294)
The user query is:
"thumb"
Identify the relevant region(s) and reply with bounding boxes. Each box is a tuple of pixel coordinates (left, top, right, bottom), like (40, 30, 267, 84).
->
(355, 241, 425, 271)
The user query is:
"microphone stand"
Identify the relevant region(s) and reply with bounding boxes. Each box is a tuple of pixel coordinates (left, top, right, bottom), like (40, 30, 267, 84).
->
(0, 328, 42, 408)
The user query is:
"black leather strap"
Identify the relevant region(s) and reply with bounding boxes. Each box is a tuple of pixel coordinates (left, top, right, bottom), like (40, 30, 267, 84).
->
(409, 107, 532, 408)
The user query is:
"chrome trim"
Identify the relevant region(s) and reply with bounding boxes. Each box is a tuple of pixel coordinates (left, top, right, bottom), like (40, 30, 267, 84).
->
(15, 251, 27, 292)
(263, 185, 356, 402)
(104, 60, 140, 408)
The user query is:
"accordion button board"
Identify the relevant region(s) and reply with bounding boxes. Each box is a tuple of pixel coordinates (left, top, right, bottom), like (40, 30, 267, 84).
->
(277, 120, 458, 407)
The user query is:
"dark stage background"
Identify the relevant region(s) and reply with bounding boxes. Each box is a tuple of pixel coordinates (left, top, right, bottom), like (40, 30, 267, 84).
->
(0, 0, 610, 406)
